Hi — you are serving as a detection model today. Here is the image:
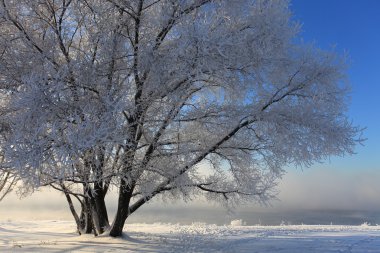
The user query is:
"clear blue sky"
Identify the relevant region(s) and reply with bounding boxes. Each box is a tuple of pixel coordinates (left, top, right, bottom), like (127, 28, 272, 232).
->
(257, 0, 380, 211)
(290, 0, 380, 171)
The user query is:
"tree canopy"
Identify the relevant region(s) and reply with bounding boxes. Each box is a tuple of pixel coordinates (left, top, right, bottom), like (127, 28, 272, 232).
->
(0, 0, 361, 236)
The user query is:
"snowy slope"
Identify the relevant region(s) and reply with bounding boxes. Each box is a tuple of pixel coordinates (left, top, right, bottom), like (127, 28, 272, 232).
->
(1, 220, 380, 252)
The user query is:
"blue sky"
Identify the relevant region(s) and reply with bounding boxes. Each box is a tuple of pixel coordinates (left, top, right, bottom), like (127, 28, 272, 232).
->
(261, 0, 380, 211)
(290, 0, 380, 170)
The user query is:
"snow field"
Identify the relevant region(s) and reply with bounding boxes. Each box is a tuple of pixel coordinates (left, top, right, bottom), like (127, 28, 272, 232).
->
(1, 220, 380, 252)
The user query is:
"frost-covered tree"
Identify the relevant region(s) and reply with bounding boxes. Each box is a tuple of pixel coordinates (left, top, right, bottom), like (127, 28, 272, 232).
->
(0, 170, 17, 201)
(0, 94, 18, 201)
(0, 0, 361, 237)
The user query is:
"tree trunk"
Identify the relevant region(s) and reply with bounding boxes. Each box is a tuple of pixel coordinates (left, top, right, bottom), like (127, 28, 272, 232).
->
(86, 146, 110, 235)
(95, 183, 110, 231)
(60, 183, 94, 235)
(87, 186, 110, 235)
(62, 190, 82, 234)
(78, 197, 93, 234)
(109, 180, 134, 237)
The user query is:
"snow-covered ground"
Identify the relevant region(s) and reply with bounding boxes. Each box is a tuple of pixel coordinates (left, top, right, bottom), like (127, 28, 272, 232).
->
(1, 220, 380, 252)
